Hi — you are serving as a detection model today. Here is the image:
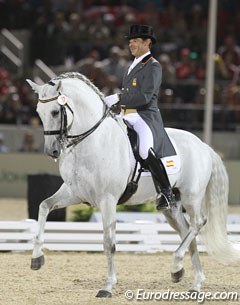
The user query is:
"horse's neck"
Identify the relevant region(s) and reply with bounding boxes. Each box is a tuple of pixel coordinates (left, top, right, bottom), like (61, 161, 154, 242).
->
(66, 80, 104, 133)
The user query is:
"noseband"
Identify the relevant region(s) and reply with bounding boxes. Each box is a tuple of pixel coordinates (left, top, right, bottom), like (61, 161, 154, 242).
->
(39, 91, 109, 148)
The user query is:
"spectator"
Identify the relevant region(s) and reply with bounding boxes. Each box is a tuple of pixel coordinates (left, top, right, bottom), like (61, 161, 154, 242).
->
(213, 53, 230, 80)
(88, 16, 111, 59)
(2, 93, 22, 125)
(218, 35, 240, 79)
(2, 1, 240, 132)
(225, 76, 240, 122)
(175, 49, 206, 80)
(66, 13, 83, 63)
(175, 48, 193, 79)
(29, 13, 48, 65)
(76, 49, 103, 82)
(175, 48, 202, 103)
(101, 75, 121, 96)
(101, 46, 128, 88)
(0, 67, 10, 96)
(158, 53, 176, 86)
(158, 54, 176, 105)
(185, 4, 207, 53)
(45, 11, 69, 66)
(0, 133, 9, 153)
(18, 131, 39, 153)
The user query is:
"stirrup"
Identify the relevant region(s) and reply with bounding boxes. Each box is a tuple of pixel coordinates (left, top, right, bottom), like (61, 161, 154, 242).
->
(156, 193, 171, 211)
(156, 188, 177, 210)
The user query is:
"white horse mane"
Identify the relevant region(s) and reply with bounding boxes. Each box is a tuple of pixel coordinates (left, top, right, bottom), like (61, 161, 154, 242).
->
(51, 72, 105, 101)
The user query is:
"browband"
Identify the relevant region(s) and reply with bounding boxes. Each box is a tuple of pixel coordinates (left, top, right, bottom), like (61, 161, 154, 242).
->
(38, 95, 59, 103)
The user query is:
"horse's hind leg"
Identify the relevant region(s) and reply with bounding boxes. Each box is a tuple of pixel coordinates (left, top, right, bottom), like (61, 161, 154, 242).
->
(188, 234, 205, 292)
(96, 195, 117, 298)
(31, 183, 79, 270)
(163, 202, 206, 291)
(186, 200, 207, 292)
(163, 204, 187, 282)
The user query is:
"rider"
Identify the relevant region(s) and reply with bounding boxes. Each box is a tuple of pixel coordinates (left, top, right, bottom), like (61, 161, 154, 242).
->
(104, 24, 176, 210)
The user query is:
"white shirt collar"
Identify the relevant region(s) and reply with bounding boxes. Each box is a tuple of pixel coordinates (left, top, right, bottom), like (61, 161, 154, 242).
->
(128, 51, 151, 74)
(134, 51, 151, 66)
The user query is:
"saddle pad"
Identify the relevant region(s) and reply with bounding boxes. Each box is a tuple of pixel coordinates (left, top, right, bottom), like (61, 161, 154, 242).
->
(161, 137, 181, 175)
(142, 137, 181, 176)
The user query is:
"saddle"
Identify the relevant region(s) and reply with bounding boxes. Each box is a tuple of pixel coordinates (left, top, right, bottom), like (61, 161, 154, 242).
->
(117, 120, 180, 205)
(123, 120, 144, 164)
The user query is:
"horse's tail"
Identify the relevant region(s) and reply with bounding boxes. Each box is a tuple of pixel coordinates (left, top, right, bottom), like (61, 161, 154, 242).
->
(202, 147, 240, 264)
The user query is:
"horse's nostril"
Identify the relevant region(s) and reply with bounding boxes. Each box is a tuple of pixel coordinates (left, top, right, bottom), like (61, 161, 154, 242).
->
(53, 150, 59, 157)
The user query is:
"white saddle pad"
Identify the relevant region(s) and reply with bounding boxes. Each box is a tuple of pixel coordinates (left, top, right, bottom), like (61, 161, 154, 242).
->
(142, 137, 181, 176)
(161, 137, 181, 175)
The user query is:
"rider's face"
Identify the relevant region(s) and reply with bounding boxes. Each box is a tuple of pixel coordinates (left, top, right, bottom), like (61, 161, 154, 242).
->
(128, 38, 151, 58)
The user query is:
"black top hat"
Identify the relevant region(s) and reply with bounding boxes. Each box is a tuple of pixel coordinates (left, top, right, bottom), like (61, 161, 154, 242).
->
(125, 24, 157, 44)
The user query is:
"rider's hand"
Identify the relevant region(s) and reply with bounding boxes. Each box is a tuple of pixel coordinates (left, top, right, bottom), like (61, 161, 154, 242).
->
(104, 94, 119, 107)
(110, 103, 121, 115)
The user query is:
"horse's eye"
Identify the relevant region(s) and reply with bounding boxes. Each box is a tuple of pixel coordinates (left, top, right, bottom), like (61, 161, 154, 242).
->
(51, 110, 59, 117)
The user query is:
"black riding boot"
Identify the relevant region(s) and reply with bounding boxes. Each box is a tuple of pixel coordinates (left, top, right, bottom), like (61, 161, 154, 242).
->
(146, 148, 176, 210)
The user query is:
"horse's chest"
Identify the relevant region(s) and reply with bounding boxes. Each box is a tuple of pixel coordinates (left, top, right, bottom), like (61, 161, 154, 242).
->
(59, 160, 95, 195)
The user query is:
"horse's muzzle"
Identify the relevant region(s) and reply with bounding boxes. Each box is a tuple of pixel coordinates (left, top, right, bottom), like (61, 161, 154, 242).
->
(44, 139, 61, 158)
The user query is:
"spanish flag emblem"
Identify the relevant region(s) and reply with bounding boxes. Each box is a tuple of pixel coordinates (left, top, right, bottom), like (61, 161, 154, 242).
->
(166, 160, 174, 167)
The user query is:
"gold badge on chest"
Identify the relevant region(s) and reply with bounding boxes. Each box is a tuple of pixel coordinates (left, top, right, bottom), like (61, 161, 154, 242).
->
(132, 78, 137, 87)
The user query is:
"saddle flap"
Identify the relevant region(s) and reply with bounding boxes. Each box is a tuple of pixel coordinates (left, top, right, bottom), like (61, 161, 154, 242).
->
(123, 119, 141, 162)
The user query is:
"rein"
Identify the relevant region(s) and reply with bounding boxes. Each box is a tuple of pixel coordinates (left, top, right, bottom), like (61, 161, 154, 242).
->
(38, 93, 110, 148)
(66, 105, 109, 148)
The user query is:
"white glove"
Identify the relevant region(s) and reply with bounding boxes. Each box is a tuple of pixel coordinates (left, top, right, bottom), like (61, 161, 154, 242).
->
(104, 93, 119, 107)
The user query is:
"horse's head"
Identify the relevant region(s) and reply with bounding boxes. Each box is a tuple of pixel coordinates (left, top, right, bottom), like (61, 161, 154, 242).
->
(26, 79, 74, 159)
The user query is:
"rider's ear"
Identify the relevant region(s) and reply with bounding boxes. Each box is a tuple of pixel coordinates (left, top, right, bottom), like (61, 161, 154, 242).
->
(56, 80, 62, 92)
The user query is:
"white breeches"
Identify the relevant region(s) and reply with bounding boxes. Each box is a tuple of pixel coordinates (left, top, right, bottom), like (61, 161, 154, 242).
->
(123, 113, 154, 160)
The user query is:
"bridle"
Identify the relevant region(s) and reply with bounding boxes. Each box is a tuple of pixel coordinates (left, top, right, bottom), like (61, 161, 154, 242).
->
(38, 90, 110, 148)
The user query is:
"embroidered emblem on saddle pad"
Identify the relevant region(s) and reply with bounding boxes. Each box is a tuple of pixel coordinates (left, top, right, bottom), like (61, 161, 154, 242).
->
(141, 154, 180, 177)
(161, 154, 180, 175)
(142, 138, 181, 177)
(161, 138, 180, 175)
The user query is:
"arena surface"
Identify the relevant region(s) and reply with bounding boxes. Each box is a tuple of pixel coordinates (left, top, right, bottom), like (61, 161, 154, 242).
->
(0, 199, 239, 305)
(0, 252, 239, 305)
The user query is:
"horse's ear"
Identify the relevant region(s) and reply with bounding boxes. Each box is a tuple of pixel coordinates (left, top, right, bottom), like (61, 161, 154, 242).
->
(26, 79, 41, 93)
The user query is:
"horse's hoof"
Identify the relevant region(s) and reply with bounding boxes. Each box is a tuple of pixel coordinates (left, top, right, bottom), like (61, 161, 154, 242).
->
(96, 290, 112, 298)
(31, 255, 45, 270)
(171, 268, 185, 283)
(188, 289, 200, 296)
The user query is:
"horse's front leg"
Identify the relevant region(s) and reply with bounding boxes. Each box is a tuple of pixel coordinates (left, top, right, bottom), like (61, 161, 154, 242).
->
(31, 183, 79, 270)
(30, 196, 49, 269)
(96, 195, 117, 298)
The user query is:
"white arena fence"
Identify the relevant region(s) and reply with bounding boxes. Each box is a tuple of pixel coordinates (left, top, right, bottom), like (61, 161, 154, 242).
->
(0, 220, 239, 253)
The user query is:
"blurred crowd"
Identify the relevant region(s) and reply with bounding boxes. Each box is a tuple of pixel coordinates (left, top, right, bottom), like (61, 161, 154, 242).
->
(1, 0, 240, 135)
